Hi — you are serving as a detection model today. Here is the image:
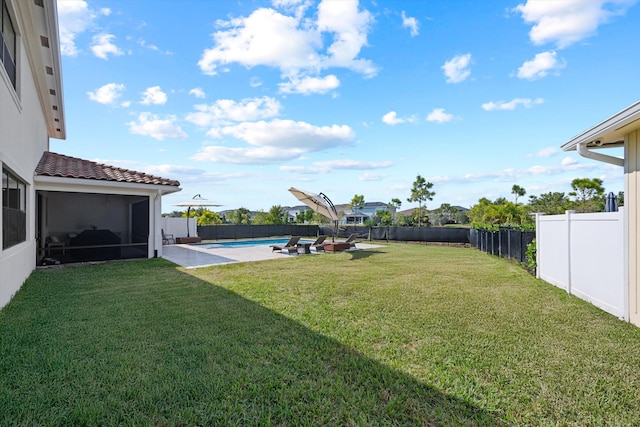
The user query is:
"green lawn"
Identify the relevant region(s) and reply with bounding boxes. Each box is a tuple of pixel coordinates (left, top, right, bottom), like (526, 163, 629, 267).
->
(1, 243, 639, 426)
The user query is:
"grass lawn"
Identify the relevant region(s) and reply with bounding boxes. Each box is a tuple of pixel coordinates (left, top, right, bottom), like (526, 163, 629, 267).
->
(1, 243, 639, 426)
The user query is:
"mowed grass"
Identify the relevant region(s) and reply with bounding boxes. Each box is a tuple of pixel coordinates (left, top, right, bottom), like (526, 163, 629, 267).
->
(1, 244, 639, 426)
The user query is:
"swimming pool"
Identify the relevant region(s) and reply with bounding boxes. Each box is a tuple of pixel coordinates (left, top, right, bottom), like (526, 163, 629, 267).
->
(195, 238, 313, 249)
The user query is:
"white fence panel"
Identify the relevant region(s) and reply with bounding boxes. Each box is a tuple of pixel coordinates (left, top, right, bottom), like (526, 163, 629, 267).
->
(161, 217, 196, 239)
(537, 209, 626, 320)
(570, 212, 625, 318)
(537, 214, 570, 291)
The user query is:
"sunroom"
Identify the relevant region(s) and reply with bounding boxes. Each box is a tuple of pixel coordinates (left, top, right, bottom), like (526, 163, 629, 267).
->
(34, 152, 180, 265)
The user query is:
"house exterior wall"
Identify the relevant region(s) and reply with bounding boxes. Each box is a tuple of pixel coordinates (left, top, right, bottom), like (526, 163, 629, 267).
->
(625, 129, 640, 326)
(0, 1, 52, 308)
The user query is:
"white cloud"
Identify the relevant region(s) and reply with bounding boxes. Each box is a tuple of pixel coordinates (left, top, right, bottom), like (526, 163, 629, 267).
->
(140, 86, 168, 105)
(382, 111, 405, 125)
(192, 146, 304, 164)
(426, 108, 454, 123)
(144, 164, 206, 177)
(100, 8, 111, 16)
(280, 165, 324, 174)
(517, 51, 565, 80)
(57, 0, 96, 56)
(431, 158, 597, 185)
(279, 75, 340, 95)
(316, 0, 376, 75)
(314, 159, 393, 170)
(482, 97, 544, 111)
(138, 39, 172, 55)
(198, 1, 377, 91)
(210, 119, 354, 149)
(189, 88, 206, 99)
(250, 77, 263, 88)
(91, 34, 124, 60)
(272, 0, 312, 16)
(382, 111, 419, 126)
(126, 112, 187, 140)
(442, 53, 472, 83)
(529, 147, 558, 158)
(87, 83, 126, 105)
(515, 0, 636, 49)
(199, 8, 317, 76)
(186, 97, 282, 127)
(281, 159, 392, 174)
(193, 119, 355, 164)
(401, 11, 419, 37)
(272, 0, 308, 8)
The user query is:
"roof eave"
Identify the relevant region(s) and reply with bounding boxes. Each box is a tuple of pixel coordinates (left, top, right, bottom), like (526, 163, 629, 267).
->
(19, 0, 65, 140)
(561, 100, 640, 152)
(34, 175, 182, 195)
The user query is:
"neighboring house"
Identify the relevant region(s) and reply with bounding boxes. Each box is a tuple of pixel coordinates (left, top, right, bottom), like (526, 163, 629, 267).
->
(561, 100, 640, 327)
(0, 0, 180, 309)
(284, 205, 312, 222)
(341, 201, 395, 224)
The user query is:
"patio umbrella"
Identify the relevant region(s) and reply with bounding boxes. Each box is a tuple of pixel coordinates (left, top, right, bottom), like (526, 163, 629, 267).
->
(605, 192, 619, 212)
(174, 194, 222, 237)
(288, 187, 339, 241)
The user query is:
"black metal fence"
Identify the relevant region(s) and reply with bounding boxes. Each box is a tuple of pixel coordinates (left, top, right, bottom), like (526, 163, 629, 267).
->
(198, 224, 320, 240)
(319, 225, 470, 243)
(198, 224, 472, 244)
(469, 228, 535, 263)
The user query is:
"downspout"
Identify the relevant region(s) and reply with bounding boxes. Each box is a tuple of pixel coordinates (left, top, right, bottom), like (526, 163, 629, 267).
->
(577, 142, 624, 167)
(153, 190, 161, 258)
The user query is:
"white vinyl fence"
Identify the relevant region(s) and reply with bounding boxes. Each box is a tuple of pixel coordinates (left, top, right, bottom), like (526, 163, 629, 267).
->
(161, 217, 196, 239)
(536, 209, 627, 320)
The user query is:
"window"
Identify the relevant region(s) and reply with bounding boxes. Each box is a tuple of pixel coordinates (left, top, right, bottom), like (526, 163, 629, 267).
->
(2, 168, 26, 249)
(1, 0, 16, 88)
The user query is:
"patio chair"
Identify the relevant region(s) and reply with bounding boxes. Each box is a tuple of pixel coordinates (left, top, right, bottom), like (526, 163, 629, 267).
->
(270, 236, 301, 254)
(310, 235, 328, 252)
(162, 229, 175, 245)
(342, 233, 359, 248)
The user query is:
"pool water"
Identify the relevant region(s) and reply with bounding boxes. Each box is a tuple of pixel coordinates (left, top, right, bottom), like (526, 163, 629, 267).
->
(195, 238, 313, 249)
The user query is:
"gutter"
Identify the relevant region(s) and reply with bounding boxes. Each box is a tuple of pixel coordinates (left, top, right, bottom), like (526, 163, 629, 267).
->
(577, 142, 623, 167)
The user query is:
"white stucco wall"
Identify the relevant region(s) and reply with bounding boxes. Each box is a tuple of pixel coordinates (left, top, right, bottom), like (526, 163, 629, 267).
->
(0, 2, 53, 309)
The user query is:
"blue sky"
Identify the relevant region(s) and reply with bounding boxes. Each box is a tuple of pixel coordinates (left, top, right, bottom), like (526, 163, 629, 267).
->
(52, 0, 640, 213)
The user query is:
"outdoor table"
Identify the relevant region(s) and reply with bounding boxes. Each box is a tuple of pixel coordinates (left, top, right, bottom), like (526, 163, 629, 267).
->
(297, 242, 312, 254)
(323, 243, 351, 252)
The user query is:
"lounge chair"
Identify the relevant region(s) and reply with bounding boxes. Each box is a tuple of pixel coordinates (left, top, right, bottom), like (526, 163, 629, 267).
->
(270, 236, 301, 254)
(342, 233, 359, 248)
(162, 229, 175, 245)
(310, 235, 328, 252)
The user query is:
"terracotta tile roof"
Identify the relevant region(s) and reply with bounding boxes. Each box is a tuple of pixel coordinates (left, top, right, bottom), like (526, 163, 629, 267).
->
(35, 152, 180, 187)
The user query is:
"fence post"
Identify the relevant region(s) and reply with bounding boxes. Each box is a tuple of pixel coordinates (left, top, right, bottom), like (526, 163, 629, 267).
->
(566, 210, 575, 295)
(535, 213, 542, 278)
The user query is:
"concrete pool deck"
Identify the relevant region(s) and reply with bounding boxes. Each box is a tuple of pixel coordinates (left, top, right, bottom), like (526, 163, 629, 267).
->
(162, 241, 381, 268)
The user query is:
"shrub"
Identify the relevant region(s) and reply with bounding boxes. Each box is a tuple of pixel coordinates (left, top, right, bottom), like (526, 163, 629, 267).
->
(525, 238, 536, 274)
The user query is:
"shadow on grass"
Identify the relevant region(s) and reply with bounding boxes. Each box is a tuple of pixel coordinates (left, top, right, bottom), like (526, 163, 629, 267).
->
(0, 259, 501, 426)
(348, 248, 385, 260)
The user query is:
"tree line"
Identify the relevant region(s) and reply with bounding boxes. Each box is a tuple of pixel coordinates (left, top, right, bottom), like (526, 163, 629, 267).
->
(164, 176, 620, 228)
(468, 177, 622, 230)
